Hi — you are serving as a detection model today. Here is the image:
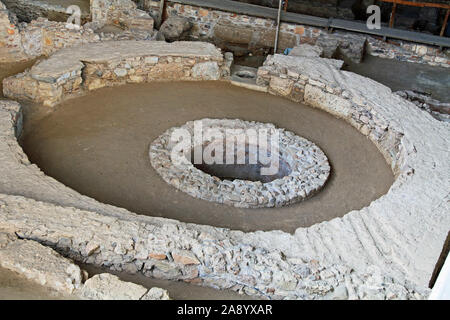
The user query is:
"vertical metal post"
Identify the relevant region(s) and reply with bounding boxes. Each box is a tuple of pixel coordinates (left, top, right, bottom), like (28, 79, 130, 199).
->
(274, 0, 283, 54)
(157, 0, 165, 28)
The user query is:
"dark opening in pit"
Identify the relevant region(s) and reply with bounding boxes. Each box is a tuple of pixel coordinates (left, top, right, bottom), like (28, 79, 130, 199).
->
(235, 70, 256, 79)
(190, 143, 291, 183)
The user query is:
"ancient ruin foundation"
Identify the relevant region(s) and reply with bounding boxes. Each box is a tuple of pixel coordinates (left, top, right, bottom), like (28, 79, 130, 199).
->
(150, 119, 330, 208)
(0, 0, 449, 302)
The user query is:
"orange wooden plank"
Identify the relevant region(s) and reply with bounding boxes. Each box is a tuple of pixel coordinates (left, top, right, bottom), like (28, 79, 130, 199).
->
(380, 0, 450, 9)
(440, 9, 450, 36)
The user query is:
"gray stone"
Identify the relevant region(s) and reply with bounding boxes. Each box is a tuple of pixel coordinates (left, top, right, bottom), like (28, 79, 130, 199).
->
(114, 68, 128, 77)
(325, 284, 348, 300)
(159, 16, 192, 41)
(141, 287, 171, 300)
(79, 273, 147, 300)
(289, 44, 323, 58)
(0, 239, 83, 294)
(192, 61, 220, 80)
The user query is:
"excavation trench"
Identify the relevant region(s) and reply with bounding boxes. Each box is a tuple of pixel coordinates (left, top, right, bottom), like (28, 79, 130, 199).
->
(21, 81, 393, 233)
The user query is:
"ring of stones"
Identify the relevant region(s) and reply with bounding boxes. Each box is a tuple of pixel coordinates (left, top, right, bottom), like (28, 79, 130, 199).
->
(149, 119, 330, 208)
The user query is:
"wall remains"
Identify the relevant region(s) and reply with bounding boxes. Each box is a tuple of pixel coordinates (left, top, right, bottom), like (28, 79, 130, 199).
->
(1, 0, 91, 23)
(90, 0, 154, 32)
(1, 40, 449, 299)
(0, 1, 28, 62)
(0, 0, 158, 63)
(3, 41, 229, 106)
(145, 1, 450, 67)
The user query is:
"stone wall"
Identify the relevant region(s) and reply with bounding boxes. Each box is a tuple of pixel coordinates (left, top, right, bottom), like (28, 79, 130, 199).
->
(367, 36, 450, 67)
(145, 1, 450, 67)
(150, 1, 322, 56)
(0, 0, 158, 63)
(90, 0, 154, 32)
(0, 1, 28, 62)
(3, 41, 229, 106)
(1, 0, 91, 23)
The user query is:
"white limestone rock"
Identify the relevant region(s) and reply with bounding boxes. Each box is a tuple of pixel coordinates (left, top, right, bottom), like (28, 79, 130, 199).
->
(289, 44, 323, 58)
(79, 273, 147, 300)
(79, 273, 171, 300)
(0, 239, 83, 294)
(160, 16, 192, 41)
(141, 287, 171, 300)
(192, 61, 220, 80)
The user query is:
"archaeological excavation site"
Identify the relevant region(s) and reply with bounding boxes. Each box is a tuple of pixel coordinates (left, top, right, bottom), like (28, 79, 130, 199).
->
(0, 0, 449, 304)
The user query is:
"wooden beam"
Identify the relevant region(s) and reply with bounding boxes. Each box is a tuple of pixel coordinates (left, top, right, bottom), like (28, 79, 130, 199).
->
(389, 3, 397, 28)
(441, 9, 450, 37)
(380, 0, 450, 10)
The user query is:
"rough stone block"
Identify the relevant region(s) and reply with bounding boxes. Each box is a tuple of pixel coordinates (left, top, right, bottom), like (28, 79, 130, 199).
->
(192, 61, 220, 80)
(289, 44, 323, 58)
(0, 239, 83, 294)
(79, 273, 147, 300)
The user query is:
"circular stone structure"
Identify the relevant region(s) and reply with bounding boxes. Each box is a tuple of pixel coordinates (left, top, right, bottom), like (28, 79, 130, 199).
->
(149, 119, 330, 208)
(1, 40, 449, 301)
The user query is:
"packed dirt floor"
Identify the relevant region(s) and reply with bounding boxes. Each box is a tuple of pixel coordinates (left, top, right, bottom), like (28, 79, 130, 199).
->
(21, 81, 394, 233)
(345, 55, 450, 103)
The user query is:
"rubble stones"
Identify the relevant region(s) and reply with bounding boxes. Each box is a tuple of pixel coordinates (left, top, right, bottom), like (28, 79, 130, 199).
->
(172, 250, 201, 265)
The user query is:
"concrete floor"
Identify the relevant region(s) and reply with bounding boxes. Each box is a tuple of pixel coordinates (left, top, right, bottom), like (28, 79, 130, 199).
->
(21, 81, 393, 233)
(345, 55, 450, 103)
